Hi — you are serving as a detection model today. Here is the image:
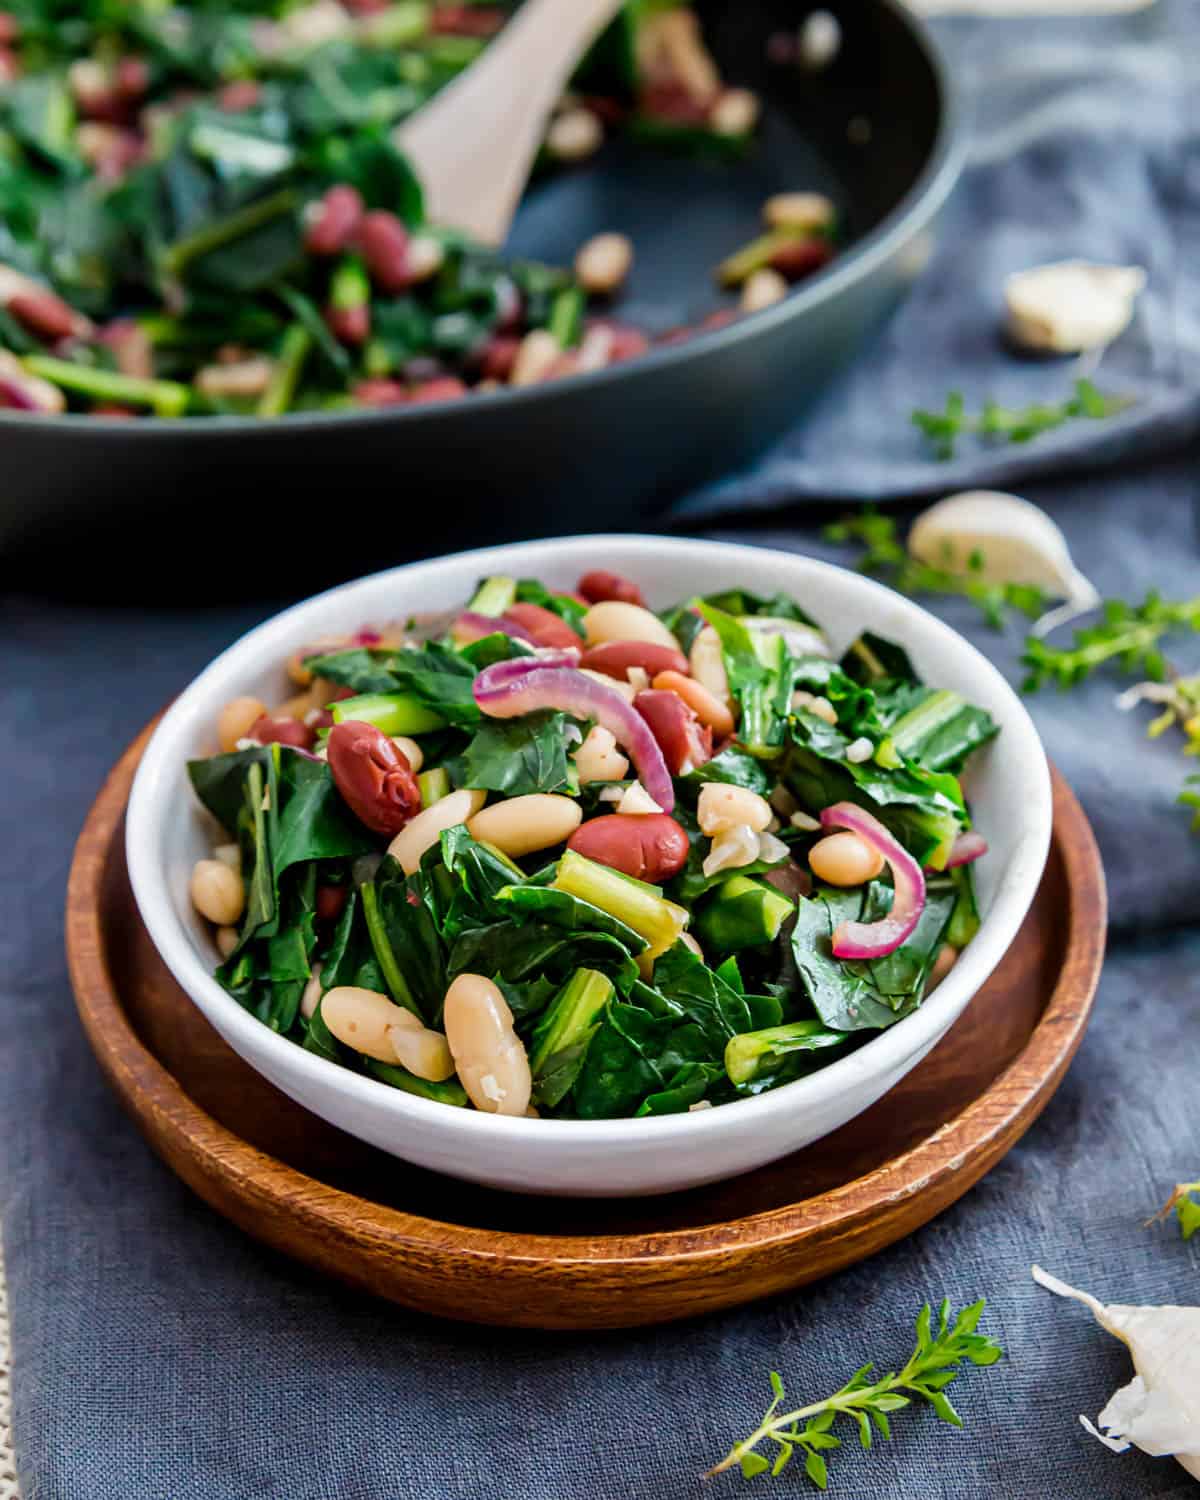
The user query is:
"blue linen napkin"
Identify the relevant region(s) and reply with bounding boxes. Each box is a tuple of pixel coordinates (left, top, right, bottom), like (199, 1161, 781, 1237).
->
(5, 4, 1200, 1497)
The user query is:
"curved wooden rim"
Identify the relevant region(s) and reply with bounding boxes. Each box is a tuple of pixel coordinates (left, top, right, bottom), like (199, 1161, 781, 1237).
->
(67, 724, 1106, 1280)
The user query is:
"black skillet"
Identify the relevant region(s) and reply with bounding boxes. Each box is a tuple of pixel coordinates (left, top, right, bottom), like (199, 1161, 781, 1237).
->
(0, 0, 961, 596)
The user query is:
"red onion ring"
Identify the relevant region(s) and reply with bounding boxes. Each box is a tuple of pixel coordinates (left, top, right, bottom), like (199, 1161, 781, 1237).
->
(819, 802, 925, 959)
(944, 831, 988, 868)
(473, 661, 675, 812)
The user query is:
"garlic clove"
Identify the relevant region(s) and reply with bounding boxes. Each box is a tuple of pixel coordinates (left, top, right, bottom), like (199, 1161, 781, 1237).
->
(1005, 260, 1146, 354)
(908, 490, 1100, 636)
(1032, 1265, 1200, 1482)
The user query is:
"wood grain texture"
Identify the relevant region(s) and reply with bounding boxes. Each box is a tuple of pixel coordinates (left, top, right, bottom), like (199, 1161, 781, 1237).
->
(66, 724, 1106, 1330)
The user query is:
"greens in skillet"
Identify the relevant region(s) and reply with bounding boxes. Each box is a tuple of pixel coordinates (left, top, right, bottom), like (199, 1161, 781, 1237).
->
(0, 0, 836, 416)
(185, 568, 996, 1119)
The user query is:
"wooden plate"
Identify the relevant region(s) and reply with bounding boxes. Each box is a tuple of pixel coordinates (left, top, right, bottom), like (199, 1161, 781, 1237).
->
(67, 725, 1106, 1330)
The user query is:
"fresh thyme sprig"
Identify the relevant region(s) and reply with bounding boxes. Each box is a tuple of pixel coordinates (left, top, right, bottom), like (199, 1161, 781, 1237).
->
(911, 378, 1132, 460)
(708, 1299, 1002, 1490)
(1153, 1182, 1200, 1241)
(822, 510, 1046, 630)
(1021, 595, 1200, 691)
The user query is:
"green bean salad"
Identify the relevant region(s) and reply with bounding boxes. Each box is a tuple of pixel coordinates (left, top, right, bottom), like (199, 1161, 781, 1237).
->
(0, 0, 836, 417)
(186, 567, 996, 1120)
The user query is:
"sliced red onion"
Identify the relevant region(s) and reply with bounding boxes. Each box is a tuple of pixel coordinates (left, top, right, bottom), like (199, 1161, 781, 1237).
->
(819, 802, 925, 959)
(474, 661, 675, 812)
(453, 610, 535, 645)
(944, 830, 988, 868)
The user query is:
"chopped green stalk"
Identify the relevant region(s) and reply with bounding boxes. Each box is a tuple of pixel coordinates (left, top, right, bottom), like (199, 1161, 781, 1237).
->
(876, 690, 970, 769)
(945, 865, 980, 948)
(257, 323, 311, 417)
(529, 967, 614, 1107)
(360, 881, 421, 1017)
(356, 0, 430, 48)
(21, 356, 190, 416)
(159, 187, 299, 277)
(695, 875, 794, 956)
(467, 575, 518, 616)
(330, 255, 370, 312)
(418, 767, 450, 806)
(552, 849, 687, 961)
(363, 338, 393, 377)
(365, 1058, 469, 1106)
(716, 228, 814, 286)
(725, 1020, 846, 1085)
(548, 286, 584, 348)
(422, 34, 487, 67)
(332, 692, 446, 735)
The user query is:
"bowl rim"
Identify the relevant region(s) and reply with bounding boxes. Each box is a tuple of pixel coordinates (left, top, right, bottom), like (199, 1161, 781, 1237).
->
(125, 533, 1052, 1154)
(1, 0, 963, 440)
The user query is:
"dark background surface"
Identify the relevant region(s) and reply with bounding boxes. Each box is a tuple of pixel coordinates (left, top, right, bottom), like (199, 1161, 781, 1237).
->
(4, 1, 1200, 1495)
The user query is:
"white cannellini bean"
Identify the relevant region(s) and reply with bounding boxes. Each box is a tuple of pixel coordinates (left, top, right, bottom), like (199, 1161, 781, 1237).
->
(442, 973, 532, 1116)
(545, 106, 603, 162)
(212, 842, 241, 870)
(386, 1009, 456, 1082)
(926, 945, 959, 993)
(763, 190, 836, 232)
(792, 690, 837, 724)
(300, 963, 324, 1020)
(388, 788, 487, 874)
(319, 986, 416, 1062)
(510, 329, 562, 386)
(688, 625, 730, 705)
(846, 737, 874, 763)
(573, 725, 630, 784)
(808, 832, 885, 887)
(215, 925, 239, 959)
(467, 794, 582, 858)
(582, 601, 681, 652)
(741, 267, 788, 313)
(217, 696, 268, 753)
(710, 87, 760, 136)
(697, 782, 772, 836)
(190, 859, 245, 926)
(391, 735, 424, 772)
(574, 232, 634, 296)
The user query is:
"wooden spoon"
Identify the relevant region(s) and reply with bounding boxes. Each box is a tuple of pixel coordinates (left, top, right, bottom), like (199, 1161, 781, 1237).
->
(395, 0, 626, 246)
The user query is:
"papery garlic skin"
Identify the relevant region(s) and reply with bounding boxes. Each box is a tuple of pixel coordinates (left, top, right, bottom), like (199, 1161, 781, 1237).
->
(1005, 260, 1145, 353)
(1032, 1265, 1200, 1482)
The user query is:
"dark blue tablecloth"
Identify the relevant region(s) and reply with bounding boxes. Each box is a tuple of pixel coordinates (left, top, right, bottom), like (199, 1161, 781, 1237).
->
(4, 4, 1200, 1497)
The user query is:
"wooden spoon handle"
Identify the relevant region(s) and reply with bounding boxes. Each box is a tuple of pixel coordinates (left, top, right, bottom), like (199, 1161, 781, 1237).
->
(396, 0, 626, 246)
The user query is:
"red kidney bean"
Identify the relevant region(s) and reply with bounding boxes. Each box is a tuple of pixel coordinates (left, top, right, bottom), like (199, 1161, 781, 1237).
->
(359, 210, 412, 292)
(410, 377, 468, 404)
(577, 569, 645, 607)
(350, 630, 382, 648)
(501, 602, 583, 649)
(305, 184, 364, 257)
(0, 45, 18, 82)
(479, 334, 520, 381)
(217, 79, 261, 112)
(568, 813, 690, 883)
(315, 883, 349, 924)
(115, 55, 149, 100)
(0, 13, 18, 42)
(634, 689, 713, 775)
(249, 714, 316, 751)
(327, 720, 421, 836)
(7, 290, 79, 341)
(352, 379, 408, 407)
(579, 640, 688, 679)
(325, 303, 369, 346)
(768, 237, 833, 281)
(430, 5, 505, 35)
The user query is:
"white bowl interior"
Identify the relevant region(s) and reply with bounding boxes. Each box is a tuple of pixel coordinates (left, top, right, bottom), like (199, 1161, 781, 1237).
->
(126, 535, 1052, 1196)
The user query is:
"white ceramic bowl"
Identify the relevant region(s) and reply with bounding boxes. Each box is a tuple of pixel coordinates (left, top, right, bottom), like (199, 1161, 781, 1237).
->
(126, 535, 1052, 1197)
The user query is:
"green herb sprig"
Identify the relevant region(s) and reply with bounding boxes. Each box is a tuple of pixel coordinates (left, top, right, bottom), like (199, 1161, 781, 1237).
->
(912, 379, 1131, 461)
(822, 510, 1046, 630)
(1021, 594, 1200, 691)
(1154, 1181, 1200, 1241)
(708, 1299, 1002, 1490)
